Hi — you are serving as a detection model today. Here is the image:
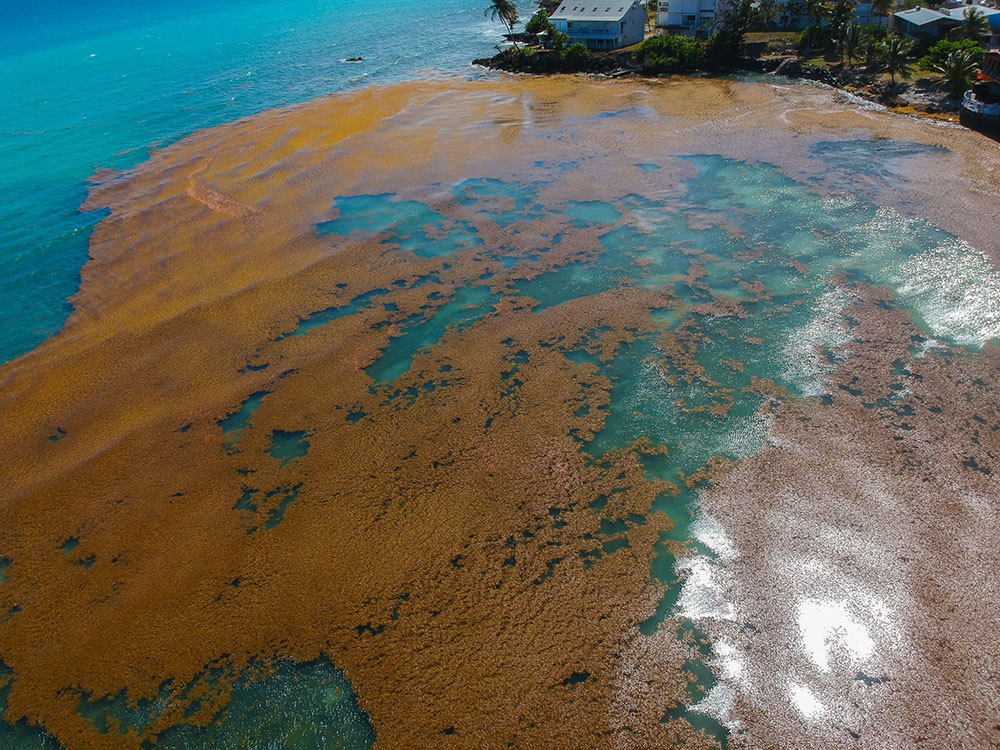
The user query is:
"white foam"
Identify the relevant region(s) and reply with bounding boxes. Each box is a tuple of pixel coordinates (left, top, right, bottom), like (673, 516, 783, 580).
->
(690, 683, 742, 730)
(782, 286, 856, 396)
(788, 681, 826, 718)
(851, 207, 1000, 348)
(913, 338, 945, 358)
(892, 241, 1000, 347)
(690, 511, 737, 562)
(677, 556, 735, 621)
(716, 409, 774, 459)
(798, 598, 876, 673)
(714, 637, 747, 683)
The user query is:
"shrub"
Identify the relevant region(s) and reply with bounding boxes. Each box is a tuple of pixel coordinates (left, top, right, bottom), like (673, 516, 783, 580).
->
(635, 34, 705, 72)
(799, 24, 835, 52)
(919, 38, 985, 71)
(928, 48, 981, 96)
(564, 43, 590, 64)
(545, 29, 570, 51)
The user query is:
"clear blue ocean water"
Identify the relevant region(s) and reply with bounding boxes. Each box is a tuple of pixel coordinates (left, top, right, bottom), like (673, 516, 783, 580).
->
(0, 0, 522, 364)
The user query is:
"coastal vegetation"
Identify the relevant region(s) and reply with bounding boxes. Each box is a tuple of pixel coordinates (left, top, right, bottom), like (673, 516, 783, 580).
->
(476, 0, 987, 119)
(634, 34, 705, 72)
(485, 0, 520, 48)
(952, 6, 990, 41)
(927, 48, 983, 96)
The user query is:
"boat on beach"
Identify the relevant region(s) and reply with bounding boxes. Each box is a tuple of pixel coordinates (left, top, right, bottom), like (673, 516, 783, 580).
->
(961, 49, 1000, 134)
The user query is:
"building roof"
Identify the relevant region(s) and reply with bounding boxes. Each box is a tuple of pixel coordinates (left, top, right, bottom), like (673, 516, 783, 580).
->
(944, 4, 1000, 17)
(894, 7, 952, 25)
(550, 0, 639, 21)
(943, 4, 1000, 26)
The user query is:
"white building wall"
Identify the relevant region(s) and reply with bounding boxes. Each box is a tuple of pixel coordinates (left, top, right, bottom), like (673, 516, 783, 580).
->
(621, 3, 647, 46)
(656, 0, 894, 30)
(657, 0, 717, 30)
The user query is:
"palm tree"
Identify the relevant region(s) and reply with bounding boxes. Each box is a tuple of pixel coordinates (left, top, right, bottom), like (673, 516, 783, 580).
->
(836, 22, 864, 67)
(758, 0, 781, 28)
(929, 48, 981, 97)
(952, 7, 991, 41)
(830, 0, 856, 32)
(882, 33, 913, 83)
(870, 0, 895, 25)
(803, 0, 832, 27)
(862, 35, 884, 70)
(485, 0, 521, 49)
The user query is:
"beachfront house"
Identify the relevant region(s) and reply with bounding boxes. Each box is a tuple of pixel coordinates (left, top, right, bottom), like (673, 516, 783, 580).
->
(893, 4, 1000, 41)
(656, 0, 895, 32)
(656, 0, 716, 30)
(892, 7, 957, 40)
(549, 0, 647, 49)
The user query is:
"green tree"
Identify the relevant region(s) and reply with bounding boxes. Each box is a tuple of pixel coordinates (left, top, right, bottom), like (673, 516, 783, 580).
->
(757, 0, 782, 28)
(830, 0, 856, 32)
(544, 28, 570, 51)
(951, 6, 991, 40)
(836, 22, 864, 66)
(484, 0, 521, 48)
(870, 0, 895, 22)
(919, 38, 985, 70)
(862, 34, 884, 70)
(636, 34, 706, 71)
(711, 0, 756, 60)
(928, 48, 981, 96)
(525, 10, 551, 36)
(882, 33, 913, 82)
(564, 42, 591, 63)
(803, 0, 832, 28)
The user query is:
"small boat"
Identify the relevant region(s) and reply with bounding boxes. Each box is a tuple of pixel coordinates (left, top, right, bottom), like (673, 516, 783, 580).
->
(960, 50, 1000, 134)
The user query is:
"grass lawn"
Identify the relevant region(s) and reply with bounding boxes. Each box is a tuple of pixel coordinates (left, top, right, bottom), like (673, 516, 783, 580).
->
(745, 31, 800, 43)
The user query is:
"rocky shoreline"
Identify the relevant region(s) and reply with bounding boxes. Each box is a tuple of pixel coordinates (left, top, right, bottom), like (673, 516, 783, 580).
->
(473, 48, 964, 123)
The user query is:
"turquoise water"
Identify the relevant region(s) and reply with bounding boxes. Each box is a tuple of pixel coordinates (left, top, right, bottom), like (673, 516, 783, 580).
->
(73, 656, 372, 749)
(0, 0, 526, 364)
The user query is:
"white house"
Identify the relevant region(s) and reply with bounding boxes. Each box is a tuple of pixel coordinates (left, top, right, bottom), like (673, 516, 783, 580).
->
(893, 3, 1000, 41)
(657, 0, 715, 30)
(549, 0, 647, 49)
(657, 0, 899, 31)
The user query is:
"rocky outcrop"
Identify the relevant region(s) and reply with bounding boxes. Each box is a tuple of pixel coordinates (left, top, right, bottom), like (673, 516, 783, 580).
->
(473, 48, 635, 75)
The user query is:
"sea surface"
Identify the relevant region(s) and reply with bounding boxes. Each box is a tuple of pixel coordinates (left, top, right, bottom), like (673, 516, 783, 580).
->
(0, 0, 524, 364)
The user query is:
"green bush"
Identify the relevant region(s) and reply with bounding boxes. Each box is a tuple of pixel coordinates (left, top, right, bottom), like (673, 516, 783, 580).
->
(918, 38, 985, 71)
(545, 29, 569, 51)
(564, 43, 590, 63)
(798, 24, 835, 51)
(635, 34, 706, 72)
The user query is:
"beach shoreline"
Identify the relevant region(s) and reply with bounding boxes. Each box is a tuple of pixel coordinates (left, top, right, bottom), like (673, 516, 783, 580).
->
(472, 49, 970, 129)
